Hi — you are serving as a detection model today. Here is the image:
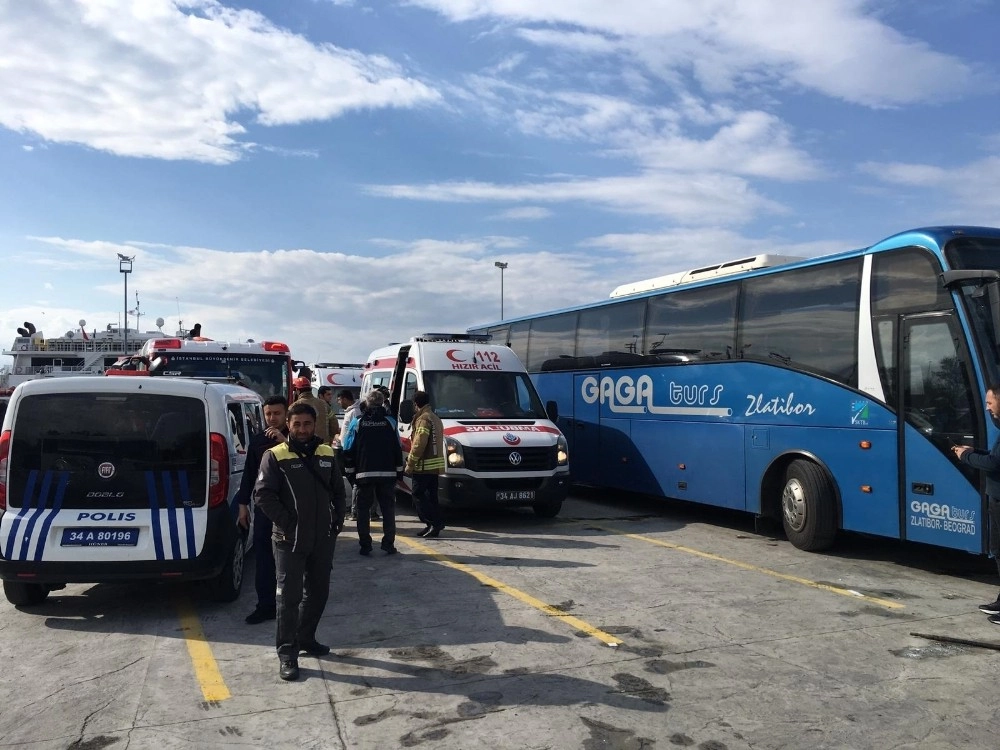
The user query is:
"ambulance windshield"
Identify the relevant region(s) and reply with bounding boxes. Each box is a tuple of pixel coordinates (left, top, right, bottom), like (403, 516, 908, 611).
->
(422, 371, 546, 419)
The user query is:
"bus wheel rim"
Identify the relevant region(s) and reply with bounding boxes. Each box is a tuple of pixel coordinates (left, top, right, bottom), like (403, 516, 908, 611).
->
(782, 478, 807, 531)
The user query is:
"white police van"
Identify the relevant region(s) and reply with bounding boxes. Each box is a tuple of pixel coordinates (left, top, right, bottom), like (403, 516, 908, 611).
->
(362, 333, 570, 517)
(0, 376, 262, 606)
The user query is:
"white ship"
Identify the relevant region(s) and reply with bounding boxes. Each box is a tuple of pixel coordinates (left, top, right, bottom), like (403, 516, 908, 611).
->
(0, 318, 171, 390)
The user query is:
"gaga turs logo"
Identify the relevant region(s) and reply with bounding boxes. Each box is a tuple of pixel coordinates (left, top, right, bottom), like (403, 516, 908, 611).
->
(97, 462, 116, 479)
(502, 432, 521, 446)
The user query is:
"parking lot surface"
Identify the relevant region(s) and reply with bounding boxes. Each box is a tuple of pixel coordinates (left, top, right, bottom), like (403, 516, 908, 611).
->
(3, 490, 1000, 749)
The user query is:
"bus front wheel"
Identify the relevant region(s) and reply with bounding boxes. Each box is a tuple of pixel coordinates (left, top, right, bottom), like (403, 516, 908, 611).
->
(780, 460, 836, 551)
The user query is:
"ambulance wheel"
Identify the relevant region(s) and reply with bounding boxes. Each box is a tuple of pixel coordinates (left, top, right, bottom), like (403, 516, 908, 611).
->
(4, 581, 49, 606)
(210, 532, 246, 603)
(781, 459, 836, 551)
(532, 500, 562, 519)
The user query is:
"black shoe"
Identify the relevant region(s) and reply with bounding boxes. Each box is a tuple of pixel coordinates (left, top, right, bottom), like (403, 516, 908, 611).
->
(424, 527, 443, 538)
(299, 639, 331, 656)
(980, 600, 1000, 615)
(417, 525, 432, 537)
(360, 546, 372, 556)
(279, 658, 299, 681)
(371, 514, 381, 521)
(245, 605, 276, 625)
(990, 614, 1000, 626)
(381, 543, 398, 554)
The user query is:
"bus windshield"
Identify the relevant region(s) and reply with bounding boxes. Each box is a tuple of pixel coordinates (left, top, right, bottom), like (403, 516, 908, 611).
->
(422, 371, 547, 419)
(153, 353, 288, 401)
(945, 237, 1000, 387)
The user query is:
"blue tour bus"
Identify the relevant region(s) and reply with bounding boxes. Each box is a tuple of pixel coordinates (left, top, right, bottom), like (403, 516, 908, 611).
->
(470, 226, 1000, 553)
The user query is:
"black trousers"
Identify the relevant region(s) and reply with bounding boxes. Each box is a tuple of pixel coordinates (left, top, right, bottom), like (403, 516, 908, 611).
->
(989, 496, 1000, 580)
(273, 534, 336, 657)
(355, 480, 396, 550)
(252, 512, 275, 608)
(411, 474, 444, 530)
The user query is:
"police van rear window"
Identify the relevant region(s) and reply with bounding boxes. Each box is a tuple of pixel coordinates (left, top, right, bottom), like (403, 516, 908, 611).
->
(8, 393, 208, 510)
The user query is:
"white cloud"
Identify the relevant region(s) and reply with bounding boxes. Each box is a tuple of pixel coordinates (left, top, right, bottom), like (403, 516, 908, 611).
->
(492, 206, 552, 220)
(0, 0, 439, 163)
(859, 156, 1000, 217)
(366, 171, 784, 224)
(408, 0, 975, 106)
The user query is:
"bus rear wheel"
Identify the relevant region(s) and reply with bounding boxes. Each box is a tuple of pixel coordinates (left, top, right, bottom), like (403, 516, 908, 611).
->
(780, 460, 836, 551)
(3, 581, 49, 606)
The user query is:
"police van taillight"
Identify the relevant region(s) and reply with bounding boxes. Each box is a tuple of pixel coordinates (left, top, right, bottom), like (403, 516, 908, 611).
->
(0, 430, 9, 511)
(208, 432, 229, 508)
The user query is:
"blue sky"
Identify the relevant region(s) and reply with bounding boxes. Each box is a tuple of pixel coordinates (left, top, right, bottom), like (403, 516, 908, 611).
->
(1, 0, 999, 364)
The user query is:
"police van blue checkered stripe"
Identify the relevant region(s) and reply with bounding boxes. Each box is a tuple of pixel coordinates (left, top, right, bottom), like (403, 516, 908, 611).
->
(3, 470, 38, 560)
(2, 469, 199, 562)
(17, 470, 52, 561)
(33, 473, 68, 561)
(145, 470, 197, 561)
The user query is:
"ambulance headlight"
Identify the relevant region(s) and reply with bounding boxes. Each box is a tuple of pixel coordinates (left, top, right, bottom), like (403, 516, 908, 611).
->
(445, 437, 465, 468)
(556, 435, 569, 466)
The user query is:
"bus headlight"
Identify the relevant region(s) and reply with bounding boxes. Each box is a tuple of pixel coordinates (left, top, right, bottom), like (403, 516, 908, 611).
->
(556, 435, 569, 466)
(445, 437, 465, 468)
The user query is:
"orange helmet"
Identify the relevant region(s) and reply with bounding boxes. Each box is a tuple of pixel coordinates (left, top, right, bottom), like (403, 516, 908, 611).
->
(292, 376, 311, 390)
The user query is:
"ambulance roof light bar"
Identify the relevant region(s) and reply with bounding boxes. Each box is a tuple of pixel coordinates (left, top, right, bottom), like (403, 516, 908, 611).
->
(413, 333, 492, 343)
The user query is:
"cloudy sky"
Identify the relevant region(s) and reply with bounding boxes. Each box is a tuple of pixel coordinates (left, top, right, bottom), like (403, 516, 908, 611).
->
(1, 0, 998, 364)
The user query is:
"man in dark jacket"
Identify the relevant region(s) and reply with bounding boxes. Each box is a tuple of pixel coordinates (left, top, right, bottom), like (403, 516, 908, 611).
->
(236, 395, 288, 625)
(343, 389, 403, 556)
(255, 402, 346, 681)
(955, 383, 1000, 624)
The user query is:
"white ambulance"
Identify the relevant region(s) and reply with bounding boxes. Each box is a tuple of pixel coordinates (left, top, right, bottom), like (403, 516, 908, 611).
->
(0, 376, 261, 606)
(309, 362, 363, 417)
(362, 333, 570, 517)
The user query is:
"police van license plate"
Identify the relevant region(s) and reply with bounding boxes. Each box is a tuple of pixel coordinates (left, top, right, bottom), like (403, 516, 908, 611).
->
(496, 490, 535, 502)
(61, 528, 139, 547)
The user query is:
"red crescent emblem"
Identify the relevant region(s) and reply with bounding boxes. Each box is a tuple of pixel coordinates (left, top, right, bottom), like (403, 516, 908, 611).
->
(326, 373, 339, 384)
(446, 349, 466, 362)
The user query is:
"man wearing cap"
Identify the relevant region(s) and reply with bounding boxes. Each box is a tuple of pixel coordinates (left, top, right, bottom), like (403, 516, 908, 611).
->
(292, 377, 333, 443)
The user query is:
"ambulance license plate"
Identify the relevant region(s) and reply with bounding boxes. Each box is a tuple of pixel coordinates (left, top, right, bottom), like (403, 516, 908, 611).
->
(495, 490, 535, 502)
(61, 528, 139, 547)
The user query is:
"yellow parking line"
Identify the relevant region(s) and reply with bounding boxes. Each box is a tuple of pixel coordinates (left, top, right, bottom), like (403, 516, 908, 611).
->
(397, 535, 623, 647)
(583, 523, 904, 610)
(176, 597, 231, 702)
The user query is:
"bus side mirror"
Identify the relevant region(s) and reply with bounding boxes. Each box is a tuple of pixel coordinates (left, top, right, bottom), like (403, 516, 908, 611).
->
(546, 400, 559, 422)
(398, 400, 415, 424)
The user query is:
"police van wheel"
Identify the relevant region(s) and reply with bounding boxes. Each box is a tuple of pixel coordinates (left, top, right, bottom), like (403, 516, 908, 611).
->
(532, 500, 562, 519)
(3, 581, 49, 606)
(781, 459, 836, 551)
(210, 533, 246, 603)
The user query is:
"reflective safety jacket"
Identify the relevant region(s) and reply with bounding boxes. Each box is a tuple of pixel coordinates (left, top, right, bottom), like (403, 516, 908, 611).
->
(405, 404, 445, 475)
(254, 437, 346, 554)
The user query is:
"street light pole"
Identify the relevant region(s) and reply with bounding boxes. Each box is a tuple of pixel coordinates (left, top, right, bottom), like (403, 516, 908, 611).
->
(118, 254, 134, 352)
(494, 261, 508, 320)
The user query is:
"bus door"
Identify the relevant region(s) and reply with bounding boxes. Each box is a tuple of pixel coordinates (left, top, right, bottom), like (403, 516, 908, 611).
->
(898, 312, 984, 552)
(571, 373, 601, 485)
